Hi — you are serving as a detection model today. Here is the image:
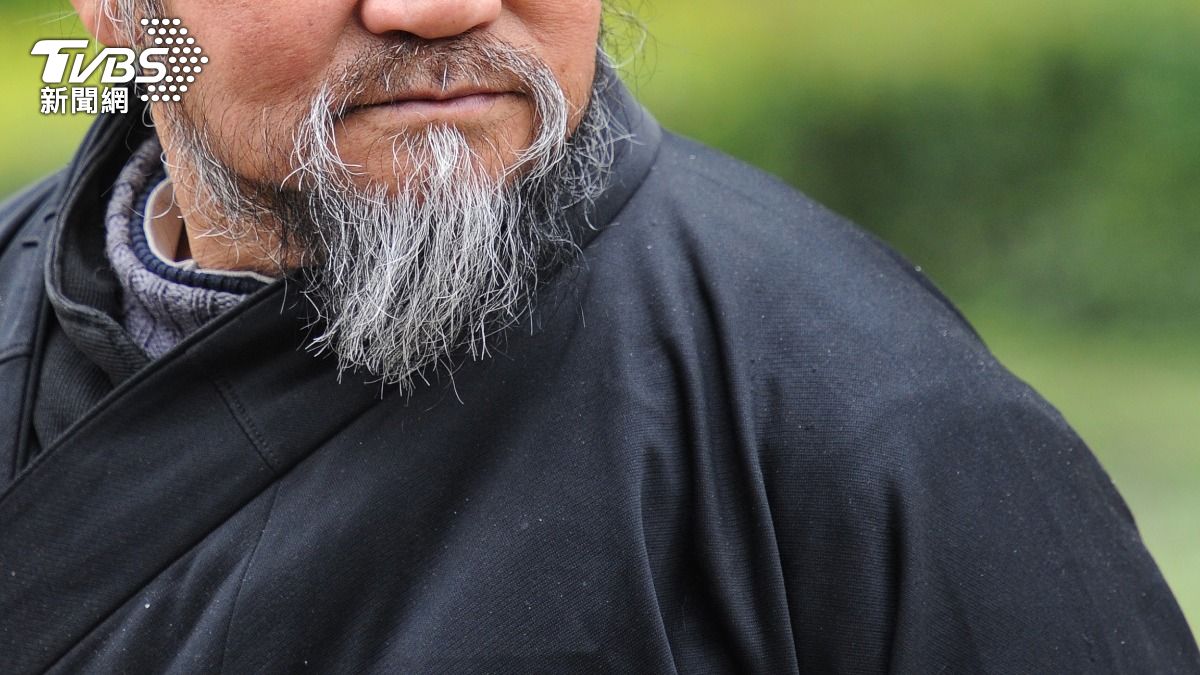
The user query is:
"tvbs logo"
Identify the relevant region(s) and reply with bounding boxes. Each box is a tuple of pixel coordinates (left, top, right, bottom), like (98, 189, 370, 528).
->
(32, 17, 206, 114)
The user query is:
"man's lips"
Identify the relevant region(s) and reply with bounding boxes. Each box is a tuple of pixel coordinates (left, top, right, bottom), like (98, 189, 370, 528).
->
(349, 88, 518, 120)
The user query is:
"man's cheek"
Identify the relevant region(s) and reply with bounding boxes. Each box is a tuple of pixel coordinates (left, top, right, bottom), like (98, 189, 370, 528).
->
(209, 46, 324, 107)
(182, 12, 336, 108)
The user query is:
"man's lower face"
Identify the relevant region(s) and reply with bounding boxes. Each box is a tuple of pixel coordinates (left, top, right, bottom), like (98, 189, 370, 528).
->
(162, 30, 576, 203)
(145, 20, 616, 390)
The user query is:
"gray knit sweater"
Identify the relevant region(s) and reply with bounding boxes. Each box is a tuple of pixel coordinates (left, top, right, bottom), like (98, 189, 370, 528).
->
(104, 138, 273, 359)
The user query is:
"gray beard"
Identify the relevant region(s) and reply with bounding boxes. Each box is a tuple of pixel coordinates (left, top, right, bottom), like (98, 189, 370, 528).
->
(158, 42, 624, 390)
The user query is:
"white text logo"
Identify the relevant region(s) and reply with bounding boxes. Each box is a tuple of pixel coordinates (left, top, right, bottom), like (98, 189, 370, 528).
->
(32, 17, 207, 114)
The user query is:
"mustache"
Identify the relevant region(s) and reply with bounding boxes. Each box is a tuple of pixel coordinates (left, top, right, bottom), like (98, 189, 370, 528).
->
(323, 33, 551, 121)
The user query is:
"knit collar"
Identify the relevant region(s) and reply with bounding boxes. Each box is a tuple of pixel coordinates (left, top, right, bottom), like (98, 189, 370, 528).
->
(103, 137, 268, 359)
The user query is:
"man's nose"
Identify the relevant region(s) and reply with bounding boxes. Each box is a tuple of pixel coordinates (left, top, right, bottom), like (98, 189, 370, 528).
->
(359, 0, 502, 39)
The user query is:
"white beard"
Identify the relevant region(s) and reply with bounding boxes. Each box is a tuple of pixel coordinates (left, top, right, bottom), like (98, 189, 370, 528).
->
(159, 44, 622, 390)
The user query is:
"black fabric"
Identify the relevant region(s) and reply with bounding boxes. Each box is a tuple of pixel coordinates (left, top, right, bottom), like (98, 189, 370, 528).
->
(21, 110, 151, 458)
(0, 79, 1196, 674)
(30, 322, 114, 458)
(42, 110, 154, 388)
(0, 173, 61, 482)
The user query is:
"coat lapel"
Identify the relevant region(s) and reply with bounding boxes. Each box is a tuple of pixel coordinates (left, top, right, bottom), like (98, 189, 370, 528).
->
(0, 284, 385, 673)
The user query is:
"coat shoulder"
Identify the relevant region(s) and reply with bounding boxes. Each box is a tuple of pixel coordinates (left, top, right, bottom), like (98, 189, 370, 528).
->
(614, 138, 1199, 670)
(607, 130, 976, 336)
(593, 130, 991, 408)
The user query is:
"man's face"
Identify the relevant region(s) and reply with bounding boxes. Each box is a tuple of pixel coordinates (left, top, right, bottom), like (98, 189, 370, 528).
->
(154, 0, 602, 190)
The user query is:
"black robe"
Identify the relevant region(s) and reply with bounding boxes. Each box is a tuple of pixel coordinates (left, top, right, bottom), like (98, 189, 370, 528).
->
(0, 83, 1196, 673)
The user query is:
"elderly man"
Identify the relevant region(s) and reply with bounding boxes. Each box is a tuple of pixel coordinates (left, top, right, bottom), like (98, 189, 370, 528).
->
(0, 0, 1195, 672)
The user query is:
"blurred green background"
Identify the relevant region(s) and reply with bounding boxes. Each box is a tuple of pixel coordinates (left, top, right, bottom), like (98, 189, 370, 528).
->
(4, 0, 1198, 635)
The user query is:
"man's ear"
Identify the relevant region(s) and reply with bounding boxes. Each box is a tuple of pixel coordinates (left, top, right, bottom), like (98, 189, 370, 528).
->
(70, 0, 132, 47)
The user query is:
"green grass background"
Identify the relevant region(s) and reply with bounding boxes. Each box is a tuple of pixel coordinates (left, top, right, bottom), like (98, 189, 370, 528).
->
(4, 0, 1198, 635)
